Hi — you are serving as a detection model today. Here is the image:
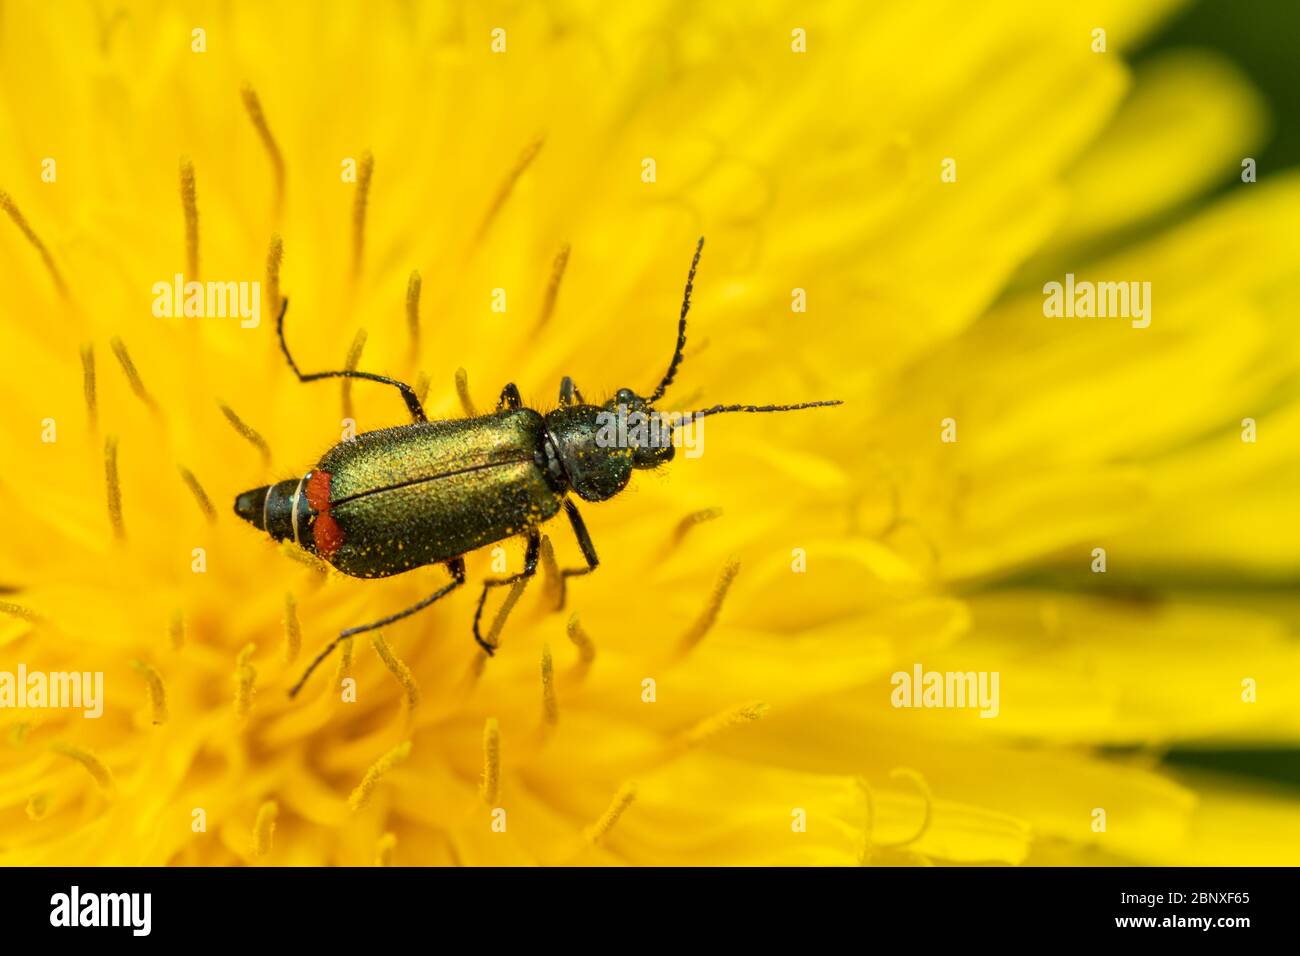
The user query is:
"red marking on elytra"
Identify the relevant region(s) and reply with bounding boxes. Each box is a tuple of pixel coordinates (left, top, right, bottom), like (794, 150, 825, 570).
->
(313, 511, 343, 559)
(305, 469, 343, 558)
(306, 470, 333, 511)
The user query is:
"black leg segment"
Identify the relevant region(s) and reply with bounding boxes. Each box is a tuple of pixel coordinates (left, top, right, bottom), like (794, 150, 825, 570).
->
(552, 498, 599, 610)
(559, 376, 585, 406)
(288, 557, 466, 698)
(497, 382, 523, 411)
(472, 529, 540, 654)
(276, 297, 428, 423)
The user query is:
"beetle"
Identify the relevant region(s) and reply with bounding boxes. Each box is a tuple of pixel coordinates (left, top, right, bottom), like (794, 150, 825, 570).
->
(235, 238, 842, 696)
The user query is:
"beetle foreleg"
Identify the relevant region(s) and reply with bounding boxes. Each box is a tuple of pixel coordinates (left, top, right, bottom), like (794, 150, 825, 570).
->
(472, 529, 540, 655)
(288, 557, 466, 698)
(558, 376, 585, 406)
(276, 297, 428, 423)
(552, 498, 600, 610)
(496, 382, 523, 411)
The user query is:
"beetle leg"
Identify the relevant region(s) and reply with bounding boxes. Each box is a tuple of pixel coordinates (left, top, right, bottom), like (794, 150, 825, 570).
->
(552, 498, 600, 610)
(288, 558, 466, 698)
(558, 376, 585, 406)
(275, 297, 428, 423)
(496, 383, 523, 411)
(472, 529, 540, 655)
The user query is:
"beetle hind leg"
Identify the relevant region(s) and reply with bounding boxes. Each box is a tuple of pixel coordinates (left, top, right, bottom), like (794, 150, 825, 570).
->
(288, 558, 466, 698)
(276, 297, 428, 423)
(472, 529, 540, 655)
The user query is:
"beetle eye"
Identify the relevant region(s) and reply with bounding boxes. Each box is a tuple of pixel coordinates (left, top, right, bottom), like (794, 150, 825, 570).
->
(615, 387, 637, 405)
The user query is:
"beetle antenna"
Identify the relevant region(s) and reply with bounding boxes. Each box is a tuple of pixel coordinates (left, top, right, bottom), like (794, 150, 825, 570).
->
(686, 400, 844, 417)
(648, 236, 704, 404)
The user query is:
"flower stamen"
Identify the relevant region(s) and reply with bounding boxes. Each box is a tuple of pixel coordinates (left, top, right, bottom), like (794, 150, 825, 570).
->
(104, 435, 124, 540)
(252, 799, 278, 857)
(335, 635, 355, 684)
(234, 642, 257, 718)
(483, 578, 527, 652)
(283, 593, 301, 663)
(265, 233, 283, 315)
(455, 367, 476, 416)
(856, 768, 935, 864)
(351, 149, 374, 276)
(565, 614, 596, 678)
(0, 601, 40, 624)
(110, 337, 158, 410)
(219, 401, 272, 466)
(80, 344, 98, 434)
(532, 243, 570, 331)
(662, 507, 723, 559)
(678, 700, 768, 750)
(406, 270, 422, 360)
(480, 717, 500, 804)
(341, 329, 367, 420)
(676, 559, 740, 656)
(178, 466, 216, 522)
(179, 156, 199, 279)
(168, 608, 185, 649)
(26, 792, 49, 820)
(583, 781, 636, 845)
(540, 643, 558, 728)
(130, 660, 168, 724)
(51, 741, 114, 793)
(0, 189, 66, 295)
(240, 85, 285, 220)
(371, 634, 419, 717)
(476, 135, 544, 243)
(539, 536, 562, 609)
(349, 740, 411, 811)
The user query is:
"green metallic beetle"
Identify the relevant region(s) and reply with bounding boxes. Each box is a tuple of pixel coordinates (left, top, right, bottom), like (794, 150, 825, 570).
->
(234, 239, 842, 696)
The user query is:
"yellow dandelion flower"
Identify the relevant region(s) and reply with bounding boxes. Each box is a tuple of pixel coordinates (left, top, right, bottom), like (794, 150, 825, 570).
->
(1, 0, 1298, 868)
